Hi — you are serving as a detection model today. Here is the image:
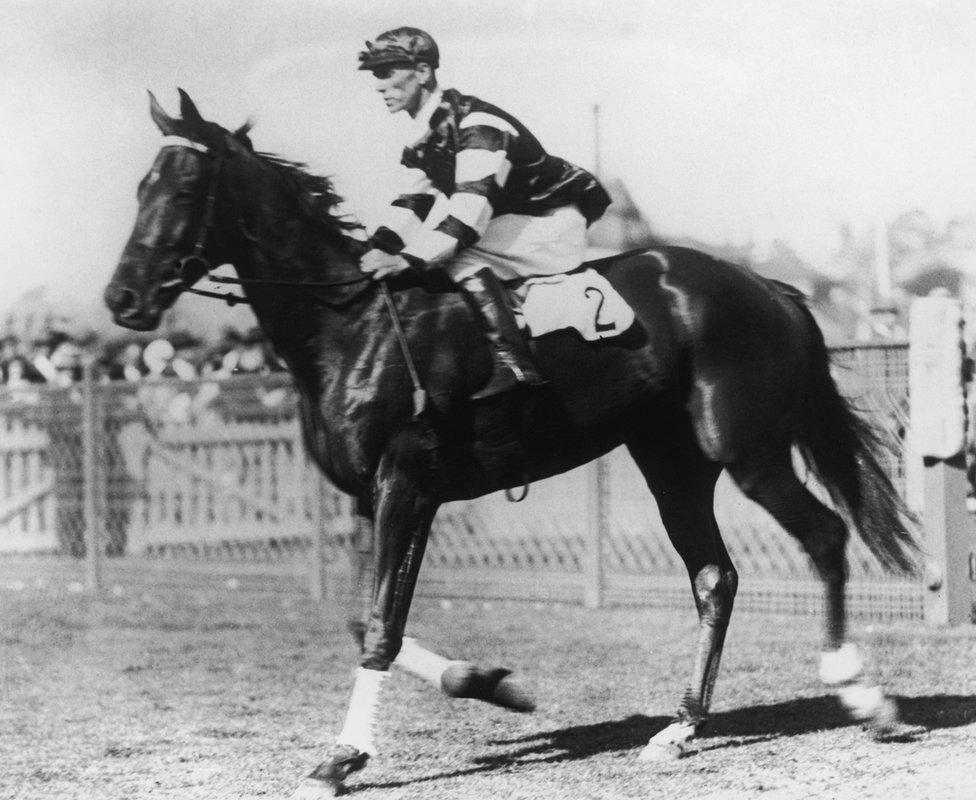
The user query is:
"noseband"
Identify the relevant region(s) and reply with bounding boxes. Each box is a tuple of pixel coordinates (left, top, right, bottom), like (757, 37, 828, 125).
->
(157, 136, 369, 307)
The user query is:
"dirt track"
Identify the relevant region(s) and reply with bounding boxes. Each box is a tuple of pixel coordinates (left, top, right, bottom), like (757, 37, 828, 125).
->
(1, 557, 974, 800)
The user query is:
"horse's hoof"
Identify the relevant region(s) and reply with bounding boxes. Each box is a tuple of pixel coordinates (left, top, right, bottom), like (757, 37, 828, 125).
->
(637, 741, 685, 761)
(441, 664, 536, 712)
(292, 745, 369, 797)
(637, 720, 697, 762)
(865, 699, 925, 742)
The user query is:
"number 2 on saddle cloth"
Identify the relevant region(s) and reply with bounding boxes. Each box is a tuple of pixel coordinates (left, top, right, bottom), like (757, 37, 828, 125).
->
(468, 270, 639, 492)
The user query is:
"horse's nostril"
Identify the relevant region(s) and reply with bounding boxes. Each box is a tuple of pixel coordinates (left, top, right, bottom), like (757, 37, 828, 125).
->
(108, 286, 141, 317)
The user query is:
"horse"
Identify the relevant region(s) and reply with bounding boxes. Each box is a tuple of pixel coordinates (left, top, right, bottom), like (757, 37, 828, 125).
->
(104, 90, 919, 797)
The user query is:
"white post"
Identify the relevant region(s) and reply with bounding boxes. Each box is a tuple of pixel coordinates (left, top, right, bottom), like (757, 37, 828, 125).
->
(295, 420, 328, 603)
(584, 456, 607, 608)
(874, 215, 892, 307)
(909, 297, 976, 625)
(81, 361, 103, 593)
(921, 453, 975, 625)
(592, 103, 603, 179)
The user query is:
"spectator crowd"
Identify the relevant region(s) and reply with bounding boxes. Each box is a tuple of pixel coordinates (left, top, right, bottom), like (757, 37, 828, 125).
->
(0, 326, 285, 388)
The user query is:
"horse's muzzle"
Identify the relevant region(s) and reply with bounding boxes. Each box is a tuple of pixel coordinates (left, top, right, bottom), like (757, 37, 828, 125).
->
(103, 282, 163, 331)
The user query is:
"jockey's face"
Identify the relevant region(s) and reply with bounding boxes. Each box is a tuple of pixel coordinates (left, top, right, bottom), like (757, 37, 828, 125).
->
(371, 64, 432, 117)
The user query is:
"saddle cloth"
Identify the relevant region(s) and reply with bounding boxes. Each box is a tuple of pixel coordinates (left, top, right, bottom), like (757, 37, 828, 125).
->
(512, 269, 636, 341)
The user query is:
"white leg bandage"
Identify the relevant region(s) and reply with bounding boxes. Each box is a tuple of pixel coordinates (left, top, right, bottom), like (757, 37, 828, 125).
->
(647, 721, 697, 747)
(819, 643, 864, 685)
(637, 721, 697, 761)
(395, 637, 463, 686)
(819, 643, 886, 721)
(837, 683, 886, 721)
(337, 668, 389, 756)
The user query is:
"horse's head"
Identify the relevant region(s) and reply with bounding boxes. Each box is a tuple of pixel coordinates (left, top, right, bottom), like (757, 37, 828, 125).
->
(104, 89, 252, 330)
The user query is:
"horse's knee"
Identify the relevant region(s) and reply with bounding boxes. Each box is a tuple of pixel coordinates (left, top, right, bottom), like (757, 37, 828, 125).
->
(693, 564, 738, 623)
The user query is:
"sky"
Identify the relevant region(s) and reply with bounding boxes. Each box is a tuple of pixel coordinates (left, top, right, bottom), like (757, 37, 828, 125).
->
(2, 0, 975, 322)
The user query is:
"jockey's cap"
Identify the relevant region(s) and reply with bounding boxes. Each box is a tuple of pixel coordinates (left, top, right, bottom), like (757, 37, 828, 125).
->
(357, 27, 439, 71)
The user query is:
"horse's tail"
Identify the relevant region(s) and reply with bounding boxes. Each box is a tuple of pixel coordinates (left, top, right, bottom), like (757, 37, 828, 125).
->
(788, 298, 919, 574)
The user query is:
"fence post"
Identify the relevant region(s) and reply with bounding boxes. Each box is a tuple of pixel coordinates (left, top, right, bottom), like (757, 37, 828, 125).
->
(81, 361, 103, 593)
(921, 453, 974, 625)
(296, 422, 331, 603)
(909, 296, 976, 625)
(309, 477, 335, 604)
(583, 455, 608, 608)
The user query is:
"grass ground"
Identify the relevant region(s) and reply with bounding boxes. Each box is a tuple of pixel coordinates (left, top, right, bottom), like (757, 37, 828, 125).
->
(1, 557, 974, 800)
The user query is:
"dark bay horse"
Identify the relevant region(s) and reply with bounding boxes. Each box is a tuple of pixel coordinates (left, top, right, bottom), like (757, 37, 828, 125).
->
(104, 91, 918, 796)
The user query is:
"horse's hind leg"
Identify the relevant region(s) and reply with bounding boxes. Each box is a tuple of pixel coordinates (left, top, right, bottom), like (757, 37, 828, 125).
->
(727, 451, 899, 736)
(625, 429, 739, 760)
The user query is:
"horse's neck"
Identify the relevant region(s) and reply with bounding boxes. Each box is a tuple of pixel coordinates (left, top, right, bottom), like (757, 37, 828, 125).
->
(226, 193, 385, 369)
(231, 213, 363, 286)
(225, 157, 354, 271)
(227, 184, 365, 312)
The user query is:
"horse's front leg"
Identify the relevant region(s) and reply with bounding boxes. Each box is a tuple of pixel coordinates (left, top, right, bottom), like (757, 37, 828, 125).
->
(347, 502, 535, 712)
(292, 463, 438, 798)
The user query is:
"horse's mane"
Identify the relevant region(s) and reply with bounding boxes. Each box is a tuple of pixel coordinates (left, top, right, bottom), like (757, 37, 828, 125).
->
(250, 147, 364, 241)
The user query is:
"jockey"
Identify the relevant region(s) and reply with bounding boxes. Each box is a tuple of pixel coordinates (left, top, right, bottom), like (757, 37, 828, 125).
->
(356, 27, 611, 399)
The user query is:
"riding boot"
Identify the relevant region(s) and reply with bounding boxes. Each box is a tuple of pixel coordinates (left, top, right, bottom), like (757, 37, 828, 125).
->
(457, 268, 546, 400)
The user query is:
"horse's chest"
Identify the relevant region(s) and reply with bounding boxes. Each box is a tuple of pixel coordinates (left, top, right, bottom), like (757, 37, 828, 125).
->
(318, 412, 377, 480)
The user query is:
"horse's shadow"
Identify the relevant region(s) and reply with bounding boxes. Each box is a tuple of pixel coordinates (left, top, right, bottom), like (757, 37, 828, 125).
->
(361, 694, 976, 791)
(482, 693, 976, 763)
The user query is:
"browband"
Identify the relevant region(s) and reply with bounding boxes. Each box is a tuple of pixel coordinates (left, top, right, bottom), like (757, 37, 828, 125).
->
(161, 135, 210, 153)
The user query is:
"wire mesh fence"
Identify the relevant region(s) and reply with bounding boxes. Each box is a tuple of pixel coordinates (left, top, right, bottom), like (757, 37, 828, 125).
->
(0, 375, 352, 562)
(0, 385, 88, 556)
(0, 343, 925, 620)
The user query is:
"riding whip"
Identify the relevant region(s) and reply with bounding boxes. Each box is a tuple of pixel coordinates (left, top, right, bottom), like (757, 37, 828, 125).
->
(379, 280, 428, 418)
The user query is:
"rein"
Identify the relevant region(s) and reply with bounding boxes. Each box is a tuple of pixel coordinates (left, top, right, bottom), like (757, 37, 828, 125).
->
(176, 267, 372, 307)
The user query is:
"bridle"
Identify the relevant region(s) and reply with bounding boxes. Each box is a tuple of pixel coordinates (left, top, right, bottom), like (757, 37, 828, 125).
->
(156, 136, 369, 307)
(150, 135, 426, 416)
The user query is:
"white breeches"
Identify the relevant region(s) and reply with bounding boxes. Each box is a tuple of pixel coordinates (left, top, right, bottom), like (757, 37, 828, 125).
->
(445, 206, 588, 282)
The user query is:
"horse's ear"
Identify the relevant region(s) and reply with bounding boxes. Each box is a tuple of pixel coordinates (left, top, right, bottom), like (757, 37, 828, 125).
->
(234, 117, 255, 150)
(177, 88, 205, 127)
(148, 90, 178, 136)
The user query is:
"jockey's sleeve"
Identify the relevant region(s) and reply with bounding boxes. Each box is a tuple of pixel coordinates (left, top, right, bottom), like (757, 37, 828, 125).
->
(400, 112, 515, 268)
(369, 161, 439, 255)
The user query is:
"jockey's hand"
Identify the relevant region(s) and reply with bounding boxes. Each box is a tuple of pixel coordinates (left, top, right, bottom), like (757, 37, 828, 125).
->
(359, 249, 411, 280)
